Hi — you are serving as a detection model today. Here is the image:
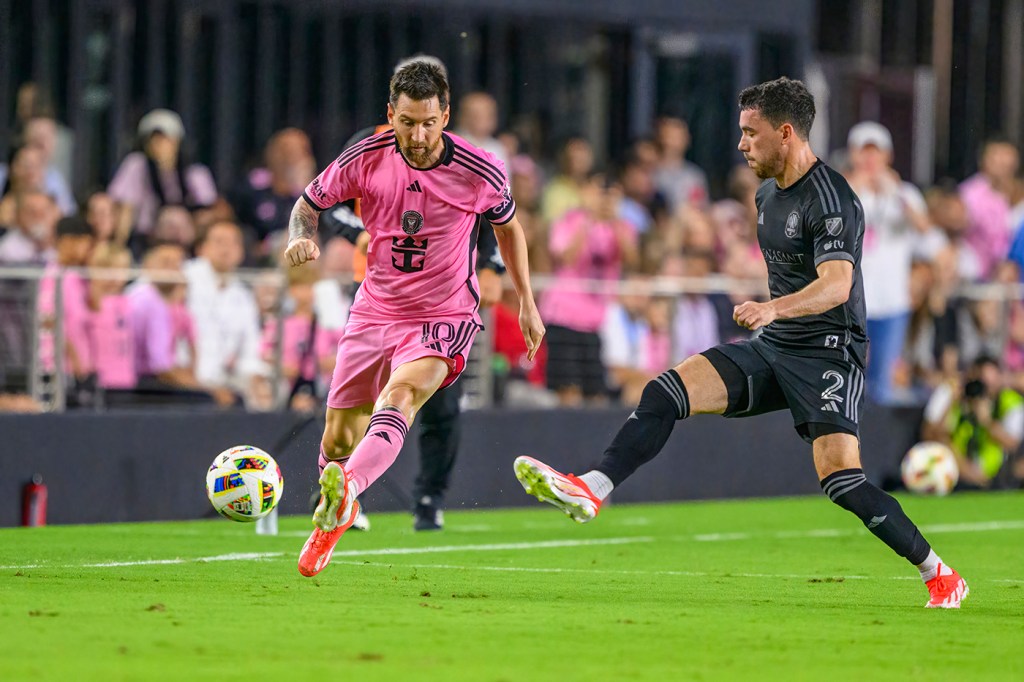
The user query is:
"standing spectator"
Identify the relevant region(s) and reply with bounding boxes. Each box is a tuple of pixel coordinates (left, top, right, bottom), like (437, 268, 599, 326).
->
(108, 109, 217, 242)
(541, 172, 638, 405)
(922, 355, 1024, 488)
(0, 191, 58, 264)
(653, 116, 709, 213)
(455, 92, 509, 170)
(231, 128, 317, 246)
(38, 216, 94, 382)
(0, 145, 48, 225)
(17, 116, 77, 215)
(845, 122, 930, 404)
(960, 136, 1020, 278)
(601, 276, 655, 404)
(540, 136, 594, 225)
(183, 220, 264, 404)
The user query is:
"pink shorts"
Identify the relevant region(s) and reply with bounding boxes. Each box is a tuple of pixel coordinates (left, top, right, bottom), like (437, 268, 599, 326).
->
(326, 317, 481, 409)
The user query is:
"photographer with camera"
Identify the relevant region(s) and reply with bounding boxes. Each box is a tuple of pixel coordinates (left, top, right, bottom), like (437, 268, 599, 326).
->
(922, 355, 1024, 488)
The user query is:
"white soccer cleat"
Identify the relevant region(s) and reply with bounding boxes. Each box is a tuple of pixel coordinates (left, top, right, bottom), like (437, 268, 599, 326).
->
(513, 456, 602, 523)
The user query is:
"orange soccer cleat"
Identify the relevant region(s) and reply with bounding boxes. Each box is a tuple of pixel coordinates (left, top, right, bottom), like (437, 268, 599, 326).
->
(925, 564, 969, 609)
(513, 456, 602, 523)
(298, 462, 360, 577)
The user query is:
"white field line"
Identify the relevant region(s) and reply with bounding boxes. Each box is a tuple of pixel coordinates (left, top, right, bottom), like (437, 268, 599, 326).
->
(688, 519, 1024, 543)
(0, 552, 285, 571)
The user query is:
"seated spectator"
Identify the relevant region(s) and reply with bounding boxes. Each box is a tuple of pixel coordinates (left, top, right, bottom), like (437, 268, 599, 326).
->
(922, 355, 1024, 488)
(540, 172, 638, 405)
(540, 136, 593, 225)
(659, 252, 721, 358)
(38, 216, 94, 381)
(231, 128, 316, 248)
(150, 205, 197, 254)
(84, 245, 136, 391)
(492, 287, 552, 407)
(0, 191, 58, 264)
(108, 109, 217, 242)
(184, 220, 265, 406)
(126, 241, 233, 405)
(601, 277, 655, 404)
(18, 116, 77, 215)
(260, 263, 332, 412)
(0, 145, 48, 225)
(84, 191, 121, 246)
(653, 115, 709, 213)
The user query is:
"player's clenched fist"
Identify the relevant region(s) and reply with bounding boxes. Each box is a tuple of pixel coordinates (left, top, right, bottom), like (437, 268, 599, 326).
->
(285, 238, 320, 267)
(733, 300, 778, 331)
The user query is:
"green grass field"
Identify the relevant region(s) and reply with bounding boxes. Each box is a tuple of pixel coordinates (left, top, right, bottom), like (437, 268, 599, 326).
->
(1, 492, 1022, 681)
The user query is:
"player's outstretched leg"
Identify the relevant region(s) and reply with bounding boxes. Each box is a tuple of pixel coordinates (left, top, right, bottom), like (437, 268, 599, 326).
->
(815, 434, 968, 608)
(516, 358, 723, 520)
(298, 461, 360, 577)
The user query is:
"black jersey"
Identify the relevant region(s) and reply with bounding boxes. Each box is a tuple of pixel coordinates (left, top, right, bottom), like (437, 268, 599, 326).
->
(754, 160, 867, 365)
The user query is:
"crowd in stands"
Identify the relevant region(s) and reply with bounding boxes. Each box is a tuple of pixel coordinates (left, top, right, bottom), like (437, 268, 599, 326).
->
(2, 81, 1024, 486)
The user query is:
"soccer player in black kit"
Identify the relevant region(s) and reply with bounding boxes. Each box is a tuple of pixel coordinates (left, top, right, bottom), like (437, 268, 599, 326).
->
(514, 77, 968, 608)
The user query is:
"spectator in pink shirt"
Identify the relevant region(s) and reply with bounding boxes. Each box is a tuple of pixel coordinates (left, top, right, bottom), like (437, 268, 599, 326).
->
(960, 136, 1020, 278)
(541, 171, 639, 405)
(107, 109, 217, 241)
(38, 216, 94, 380)
(84, 245, 136, 390)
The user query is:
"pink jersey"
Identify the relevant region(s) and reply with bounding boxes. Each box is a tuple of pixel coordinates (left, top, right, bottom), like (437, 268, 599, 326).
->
(260, 314, 322, 382)
(87, 295, 136, 389)
(38, 266, 91, 374)
(304, 130, 515, 324)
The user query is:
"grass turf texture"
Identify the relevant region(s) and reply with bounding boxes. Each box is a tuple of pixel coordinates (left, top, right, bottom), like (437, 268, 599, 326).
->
(1, 492, 1022, 681)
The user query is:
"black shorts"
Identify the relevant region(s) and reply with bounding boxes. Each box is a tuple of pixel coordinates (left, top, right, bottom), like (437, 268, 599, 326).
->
(545, 325, 607, 397)
(701, 337, 865, 444)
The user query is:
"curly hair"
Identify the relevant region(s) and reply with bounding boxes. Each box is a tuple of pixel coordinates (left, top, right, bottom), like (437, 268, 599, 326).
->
(738, 77, 816, 140)
(390, 60, 450, 111)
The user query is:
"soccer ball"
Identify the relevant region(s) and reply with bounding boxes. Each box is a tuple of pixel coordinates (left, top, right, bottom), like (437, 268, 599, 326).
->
(901, 441, 959, 496)
(206, 445, 284, 521)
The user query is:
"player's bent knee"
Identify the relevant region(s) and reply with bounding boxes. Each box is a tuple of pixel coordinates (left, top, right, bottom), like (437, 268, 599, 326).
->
(675, 354, 729, 415)
(376, 382, 421, 415)
(638, 370, 690, 421)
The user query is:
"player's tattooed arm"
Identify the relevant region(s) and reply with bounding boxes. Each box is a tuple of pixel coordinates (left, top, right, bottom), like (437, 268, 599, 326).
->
(288, 198, 320, 242)
(285, 198, 322, 266)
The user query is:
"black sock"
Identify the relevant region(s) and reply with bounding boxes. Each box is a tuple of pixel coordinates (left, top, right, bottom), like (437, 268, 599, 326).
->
(821, 468, 931, 565)
(595, 370, 689, 486)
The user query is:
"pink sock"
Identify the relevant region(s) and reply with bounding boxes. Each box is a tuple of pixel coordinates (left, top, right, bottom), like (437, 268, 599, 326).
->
(317, 446, 331, 476)
(344, 407, 409, 494)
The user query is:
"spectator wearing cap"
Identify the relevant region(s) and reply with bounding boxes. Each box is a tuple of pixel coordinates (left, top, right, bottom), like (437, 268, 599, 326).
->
(107, 109, 217, 240)
(845, 121, 930, 405)
(960, 136, 1020, 279)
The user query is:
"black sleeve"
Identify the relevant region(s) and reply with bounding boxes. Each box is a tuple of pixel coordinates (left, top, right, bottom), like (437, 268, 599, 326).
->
(810, 177, 860, 269)
(318, 200, 365, 246)
(476, 215, 505, 274)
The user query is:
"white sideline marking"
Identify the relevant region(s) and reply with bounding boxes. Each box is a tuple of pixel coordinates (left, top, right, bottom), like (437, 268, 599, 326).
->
(0, 552, 284, 571)
(688, 519, 1024, 543)
(330, 536, 652, 557)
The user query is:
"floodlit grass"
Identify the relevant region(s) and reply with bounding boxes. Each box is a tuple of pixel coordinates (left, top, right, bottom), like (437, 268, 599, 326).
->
(1, 492, 1021, 681)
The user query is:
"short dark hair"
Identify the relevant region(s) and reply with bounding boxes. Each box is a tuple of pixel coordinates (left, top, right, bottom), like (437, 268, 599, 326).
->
(390, 61, 449, 112)
(738, 77, 816, 140)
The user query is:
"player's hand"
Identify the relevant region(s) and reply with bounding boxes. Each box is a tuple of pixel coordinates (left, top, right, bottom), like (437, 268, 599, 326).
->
(285, 238, 320, 267)
(733, 300, 778, 331)
(478, 269, 503, 308)
(519, 300, 545, 362)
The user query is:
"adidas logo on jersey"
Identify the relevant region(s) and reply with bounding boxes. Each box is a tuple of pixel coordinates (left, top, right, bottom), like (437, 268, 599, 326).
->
(406, 180, 423, 192)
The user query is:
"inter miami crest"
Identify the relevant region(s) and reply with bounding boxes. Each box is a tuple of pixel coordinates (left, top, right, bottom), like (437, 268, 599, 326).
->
(402, 210, 424, 235)
(785, 211, 800, 238)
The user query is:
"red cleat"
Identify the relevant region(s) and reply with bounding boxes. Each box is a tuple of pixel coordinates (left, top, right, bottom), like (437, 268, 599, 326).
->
(513, 456, 602, 523)
(925, 564, 969, 609)
(298, 462, 359, 577)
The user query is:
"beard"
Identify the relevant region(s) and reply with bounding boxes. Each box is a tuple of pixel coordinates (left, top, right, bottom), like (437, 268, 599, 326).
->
(749, 148, 784, 179)
(402, 136, 442, 166)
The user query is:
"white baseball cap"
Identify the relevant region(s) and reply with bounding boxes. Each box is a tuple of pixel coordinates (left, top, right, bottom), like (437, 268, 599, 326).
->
(847, 121, 893, 152)
(137, 109, 185, 141)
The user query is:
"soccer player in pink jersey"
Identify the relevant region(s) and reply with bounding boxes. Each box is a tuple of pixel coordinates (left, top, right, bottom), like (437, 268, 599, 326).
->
(287, 60, 544, 577)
